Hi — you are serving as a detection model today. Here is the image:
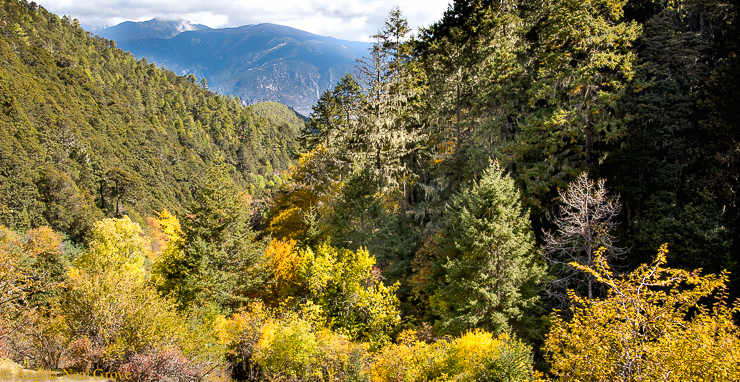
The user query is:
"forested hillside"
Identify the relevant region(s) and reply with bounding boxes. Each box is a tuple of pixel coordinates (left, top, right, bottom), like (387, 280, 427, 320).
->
(0, 0, 301, 241)
(299, 0, 737, 279)
(2, 0, 740, 381)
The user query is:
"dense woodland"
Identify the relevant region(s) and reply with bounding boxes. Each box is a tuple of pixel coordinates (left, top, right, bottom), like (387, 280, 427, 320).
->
(0, 0, 302, 242)
(2, 0, 740, 380)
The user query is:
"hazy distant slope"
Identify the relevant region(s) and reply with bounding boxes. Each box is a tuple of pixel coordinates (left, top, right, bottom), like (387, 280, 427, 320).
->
(97, 21, 371, 115)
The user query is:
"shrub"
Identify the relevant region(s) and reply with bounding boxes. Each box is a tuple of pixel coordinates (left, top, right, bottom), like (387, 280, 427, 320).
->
(119, 348, 198, 382)
(255, 317, 322, 381)
(369, 330, 450, 382)
(60, 217, 221, 377)
(369, 329, 534, 382)
(217, 302, 272, 381)
(218, 303, 370, 382)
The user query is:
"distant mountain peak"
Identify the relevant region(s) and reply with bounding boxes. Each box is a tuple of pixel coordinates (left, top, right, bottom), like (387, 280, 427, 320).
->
(96, 20, 371, 115)
(98, 18, 210, 41)
(151, 18, 200, 34)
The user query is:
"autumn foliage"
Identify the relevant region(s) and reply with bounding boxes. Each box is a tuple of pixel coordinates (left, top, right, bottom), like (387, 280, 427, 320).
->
(544, 244, 740, 381)
(370, 328, 534, 382)
(2, 0, 740, 380)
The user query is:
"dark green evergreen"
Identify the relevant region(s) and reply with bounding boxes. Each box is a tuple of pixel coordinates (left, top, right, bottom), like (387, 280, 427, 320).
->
(432, 162, 545, 337)
(162, 165, 266, 311)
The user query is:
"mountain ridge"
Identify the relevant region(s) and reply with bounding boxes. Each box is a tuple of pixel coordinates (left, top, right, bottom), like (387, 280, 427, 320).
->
(95, 19, 372, 115)
(98, 18, 211, 41)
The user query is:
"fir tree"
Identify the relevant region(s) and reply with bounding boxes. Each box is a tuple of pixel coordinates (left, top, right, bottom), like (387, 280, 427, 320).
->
(164, 165, 266, 310)
(432, 161, 545, 336)
(298, 73, 364, 155)
(511, 0, 641, 213)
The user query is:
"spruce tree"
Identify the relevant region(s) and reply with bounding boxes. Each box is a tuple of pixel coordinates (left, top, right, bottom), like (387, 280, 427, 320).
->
(432, 161, 545, 336)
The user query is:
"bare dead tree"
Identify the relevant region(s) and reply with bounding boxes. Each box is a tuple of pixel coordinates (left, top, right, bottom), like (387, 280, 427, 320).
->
(543, 172, 627, 307)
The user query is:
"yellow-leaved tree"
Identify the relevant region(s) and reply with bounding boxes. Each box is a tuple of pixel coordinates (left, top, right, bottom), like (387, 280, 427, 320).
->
(543, 244, 740, 381)
(151, 209, 186, 297)
(63, 217, 183, 368)
(75, 216, 150, 280)
(263, 238, 302, 305)
(299, 243, 400, 347)
(269, 145, 342, 245)
(370, 328, 534, 382)
(0, 226, 63, 349)
(62, 216, 223, 380)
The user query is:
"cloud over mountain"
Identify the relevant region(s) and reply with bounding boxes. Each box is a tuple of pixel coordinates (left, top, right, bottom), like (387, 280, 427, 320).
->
(40, 0, 451, 42)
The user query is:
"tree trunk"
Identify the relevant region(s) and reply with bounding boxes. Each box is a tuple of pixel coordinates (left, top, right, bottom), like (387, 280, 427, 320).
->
(99, 180, 105, 210)
(376, 144, 382, 170)
(456, 82, 461, 144)
(587, 244, 593, 299)
(585, 118, 592, 170)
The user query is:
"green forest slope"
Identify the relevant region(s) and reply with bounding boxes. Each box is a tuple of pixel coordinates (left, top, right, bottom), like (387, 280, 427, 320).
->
(2, 0, 740, 381)
(0, 0, 301, 240)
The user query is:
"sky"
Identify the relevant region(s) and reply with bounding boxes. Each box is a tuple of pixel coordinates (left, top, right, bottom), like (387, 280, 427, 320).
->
(39, 0, 453, 42)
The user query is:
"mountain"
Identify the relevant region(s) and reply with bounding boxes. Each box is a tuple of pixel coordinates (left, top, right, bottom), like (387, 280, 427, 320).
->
(97, 18, 211, 41)
(96, 20, 372, 116)
(0, 0, 301, 240)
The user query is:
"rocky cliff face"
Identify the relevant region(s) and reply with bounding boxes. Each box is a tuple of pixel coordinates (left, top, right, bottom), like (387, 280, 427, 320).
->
(97, 21, 370, 116)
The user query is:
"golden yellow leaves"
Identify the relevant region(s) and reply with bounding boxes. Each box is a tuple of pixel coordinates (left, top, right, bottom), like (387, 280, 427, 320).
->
(370, 329, 533, 382)
(298, 244, 400, 346)
(269, 146, 341, 242)
(544, 244, 740, 381)
(0, 226, 64, 340)
(217, 301, 369, 382)
(265, 238, 301, 288)
(263, 238, 302, 305)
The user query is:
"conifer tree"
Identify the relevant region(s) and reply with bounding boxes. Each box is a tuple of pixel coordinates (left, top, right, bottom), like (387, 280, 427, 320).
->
(512, 0, 641, 211)
(354, 6, 426, 195)
(329, 168, 386, 252)
(432, 161, 545, 335)
(298, 73, 364, 156)
(162, 165, 265, 310)
(420, 0, 527, 193)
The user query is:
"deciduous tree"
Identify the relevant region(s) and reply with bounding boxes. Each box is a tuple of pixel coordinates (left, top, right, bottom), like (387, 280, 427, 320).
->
(544, 244, 740, 381)
(299, 243, 401, 347)
(543, 172, 625, 306)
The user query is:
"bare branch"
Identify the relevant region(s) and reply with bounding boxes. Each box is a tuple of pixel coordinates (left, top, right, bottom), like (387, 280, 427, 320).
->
(542, 172, 627, 307)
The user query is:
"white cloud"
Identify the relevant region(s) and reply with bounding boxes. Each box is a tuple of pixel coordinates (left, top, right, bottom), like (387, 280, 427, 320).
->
(39, 0, 451, 41)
